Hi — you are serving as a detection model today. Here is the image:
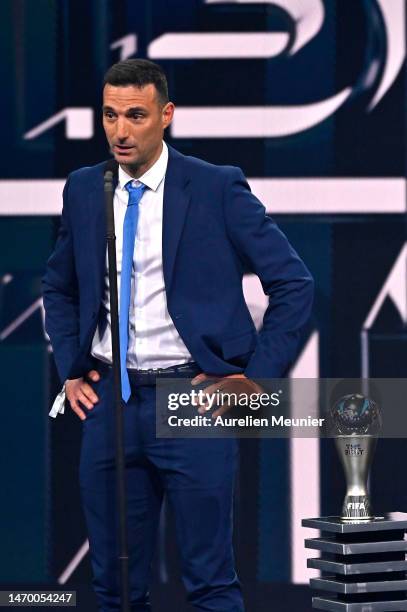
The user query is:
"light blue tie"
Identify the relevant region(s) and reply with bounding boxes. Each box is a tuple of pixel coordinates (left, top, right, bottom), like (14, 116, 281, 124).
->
(120, 181, 146, 402)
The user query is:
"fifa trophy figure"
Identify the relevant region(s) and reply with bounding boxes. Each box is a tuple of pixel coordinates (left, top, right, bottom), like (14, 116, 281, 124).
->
(331, 394, 381, 521)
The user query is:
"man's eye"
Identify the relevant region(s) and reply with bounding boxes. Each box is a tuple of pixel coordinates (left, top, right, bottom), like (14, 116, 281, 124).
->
(105, 112, 115, 119)
(132, 113, 143, 120)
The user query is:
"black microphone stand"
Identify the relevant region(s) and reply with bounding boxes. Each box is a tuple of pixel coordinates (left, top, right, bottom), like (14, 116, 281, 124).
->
(104, 165, 131, 612)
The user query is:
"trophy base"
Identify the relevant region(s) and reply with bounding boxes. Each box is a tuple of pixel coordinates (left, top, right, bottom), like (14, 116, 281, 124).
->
(303, 514, 407, 533)
(303, 512, 407, 611)
(339, 515, 383, 523)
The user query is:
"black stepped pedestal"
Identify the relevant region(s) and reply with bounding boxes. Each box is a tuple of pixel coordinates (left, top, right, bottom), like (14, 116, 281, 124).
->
(302, 512, 407, 611)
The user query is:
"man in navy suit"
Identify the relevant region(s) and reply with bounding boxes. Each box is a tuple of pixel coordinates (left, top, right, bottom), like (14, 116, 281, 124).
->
(42, 59, 314, 611)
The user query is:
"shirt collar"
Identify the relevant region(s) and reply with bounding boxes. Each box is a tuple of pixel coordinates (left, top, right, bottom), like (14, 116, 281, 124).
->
(118, 140, 168, 192)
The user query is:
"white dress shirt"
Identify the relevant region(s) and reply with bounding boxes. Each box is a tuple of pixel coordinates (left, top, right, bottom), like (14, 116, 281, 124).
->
(91, 141, 192, 369)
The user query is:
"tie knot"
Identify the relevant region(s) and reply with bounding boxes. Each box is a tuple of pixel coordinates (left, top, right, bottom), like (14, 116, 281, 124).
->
(125, 180, 146, 205)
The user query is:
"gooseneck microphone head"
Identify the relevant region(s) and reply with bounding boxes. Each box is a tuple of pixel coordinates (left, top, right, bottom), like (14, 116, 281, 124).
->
(104, 158, 118, 190)
(104, 159, 118, 238)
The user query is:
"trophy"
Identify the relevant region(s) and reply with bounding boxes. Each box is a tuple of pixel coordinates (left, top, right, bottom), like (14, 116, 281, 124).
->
(330, 393, 381, 521)
(303, 392, 407, 610)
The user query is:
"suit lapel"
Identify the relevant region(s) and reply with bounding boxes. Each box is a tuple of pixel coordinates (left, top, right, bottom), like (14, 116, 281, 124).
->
(162, 145, 191, 296)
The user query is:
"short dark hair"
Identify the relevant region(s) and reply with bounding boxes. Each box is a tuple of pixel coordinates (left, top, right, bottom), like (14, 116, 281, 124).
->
(103, 59, 169, 106)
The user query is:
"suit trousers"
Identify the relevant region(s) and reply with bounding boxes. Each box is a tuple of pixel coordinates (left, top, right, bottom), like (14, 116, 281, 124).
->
(79, 363, 245, 612)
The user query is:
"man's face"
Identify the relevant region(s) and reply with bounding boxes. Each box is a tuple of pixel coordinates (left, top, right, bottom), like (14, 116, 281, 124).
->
(102, 83, 174, 170)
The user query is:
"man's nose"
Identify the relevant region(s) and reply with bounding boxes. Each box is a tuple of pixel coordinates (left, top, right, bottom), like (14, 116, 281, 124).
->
(116, 117, 129, 140)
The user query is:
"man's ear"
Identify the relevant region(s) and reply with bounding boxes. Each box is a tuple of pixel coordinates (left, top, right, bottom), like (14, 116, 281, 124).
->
(162, 102, 175, 129)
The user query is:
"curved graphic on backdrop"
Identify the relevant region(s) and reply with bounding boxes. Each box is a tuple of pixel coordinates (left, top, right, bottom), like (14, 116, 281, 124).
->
(165, 0, 405, 137)
(171, 87, 352, 138)
(24, 0, 405, 140)
(205, 0, 325, 55)
(369, 0, 405, 110)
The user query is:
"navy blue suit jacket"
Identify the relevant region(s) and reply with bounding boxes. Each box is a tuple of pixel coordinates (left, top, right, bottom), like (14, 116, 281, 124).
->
(42, 144, 314, 383)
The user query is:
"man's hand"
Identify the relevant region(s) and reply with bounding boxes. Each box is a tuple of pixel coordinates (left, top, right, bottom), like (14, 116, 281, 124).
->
(65, 370, 100, 420)
(191, 373, 263, 418)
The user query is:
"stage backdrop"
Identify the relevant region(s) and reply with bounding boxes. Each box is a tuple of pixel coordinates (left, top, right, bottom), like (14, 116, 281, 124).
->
(1, 1, 406, 610)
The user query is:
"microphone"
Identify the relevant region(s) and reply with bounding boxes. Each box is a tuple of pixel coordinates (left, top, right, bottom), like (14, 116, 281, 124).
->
(104, 159, 118, 239)
(104, 158, 118, 184)
(103, 157, 132, 609)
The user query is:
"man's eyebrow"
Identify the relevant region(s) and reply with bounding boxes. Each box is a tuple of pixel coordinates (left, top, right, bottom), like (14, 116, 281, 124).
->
(125, 106, 148, 114)
(102, 105, 148, 113)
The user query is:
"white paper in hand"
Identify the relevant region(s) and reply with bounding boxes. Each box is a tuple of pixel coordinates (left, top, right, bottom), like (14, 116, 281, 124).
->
(49, 383, 66, 418)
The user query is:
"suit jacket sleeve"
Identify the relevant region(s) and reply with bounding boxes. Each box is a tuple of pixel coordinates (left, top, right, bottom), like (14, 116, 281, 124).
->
(42, 175, 80, 383)
(222, 167, 314, 378)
